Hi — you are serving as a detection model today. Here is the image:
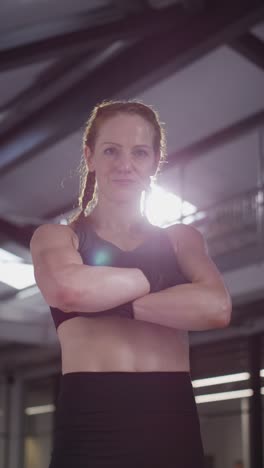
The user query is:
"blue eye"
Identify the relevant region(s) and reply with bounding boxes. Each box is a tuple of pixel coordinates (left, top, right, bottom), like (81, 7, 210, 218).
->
(104, 147, 116, 155)
(135, 149, 148, 157)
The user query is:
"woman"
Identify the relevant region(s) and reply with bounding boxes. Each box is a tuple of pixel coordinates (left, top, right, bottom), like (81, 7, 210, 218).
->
(30, 100, 232, 467)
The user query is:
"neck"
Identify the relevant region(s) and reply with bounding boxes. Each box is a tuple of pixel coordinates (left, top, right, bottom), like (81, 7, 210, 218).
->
(88, 198, 147, 235)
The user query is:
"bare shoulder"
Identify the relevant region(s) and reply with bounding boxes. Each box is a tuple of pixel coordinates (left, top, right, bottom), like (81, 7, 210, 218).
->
(163, 223, 228, 288)
(164, 223, 206, 254)
(30, 223, 79, 252)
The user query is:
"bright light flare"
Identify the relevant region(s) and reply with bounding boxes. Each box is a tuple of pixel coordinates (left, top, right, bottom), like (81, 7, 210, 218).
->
(144, 185, 196, 227)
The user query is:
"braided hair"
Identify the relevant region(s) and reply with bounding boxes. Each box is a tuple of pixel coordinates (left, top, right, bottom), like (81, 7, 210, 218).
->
(68, 99, 167, 229)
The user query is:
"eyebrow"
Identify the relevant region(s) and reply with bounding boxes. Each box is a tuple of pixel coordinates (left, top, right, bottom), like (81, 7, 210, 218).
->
(102, 142, 151, 148)
(102, 141, 122, 147)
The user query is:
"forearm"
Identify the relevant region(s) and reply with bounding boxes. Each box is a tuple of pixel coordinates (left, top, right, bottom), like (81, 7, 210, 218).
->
(59, 264, 150, 313)
(133, 283, 232, 331)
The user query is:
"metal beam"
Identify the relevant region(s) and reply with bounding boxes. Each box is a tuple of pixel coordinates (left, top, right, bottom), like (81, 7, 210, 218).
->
(0, 218, 36, 248)
(111, 0, 150, 14)
(0, 0, 263, 178)
(0, 319, 58, 347)
(249, 334, 263, 468)
(5, 376, 25, 468)
(181, 0, 205, 13)
(0, 5, 123, 71)
(0, 343, 59, 373)
(161, 109, 264, 172)
(229, 32, 264, 71)
(0, 53, 94, 113)
(0, 2, 180, 72)
(0, 45, 124, 136)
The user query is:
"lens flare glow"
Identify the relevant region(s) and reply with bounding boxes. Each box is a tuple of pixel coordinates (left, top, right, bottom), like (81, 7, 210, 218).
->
(144, 185, 196, 227)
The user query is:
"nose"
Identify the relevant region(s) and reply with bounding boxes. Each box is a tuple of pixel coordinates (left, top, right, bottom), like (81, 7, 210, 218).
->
(115, 151, 134, 173)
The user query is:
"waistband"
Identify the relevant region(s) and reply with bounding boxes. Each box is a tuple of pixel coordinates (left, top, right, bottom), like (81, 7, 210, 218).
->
(57, 371, 196, 413)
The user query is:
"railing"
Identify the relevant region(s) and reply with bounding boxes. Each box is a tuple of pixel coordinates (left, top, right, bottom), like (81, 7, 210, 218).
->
(181, 188, 264, 259)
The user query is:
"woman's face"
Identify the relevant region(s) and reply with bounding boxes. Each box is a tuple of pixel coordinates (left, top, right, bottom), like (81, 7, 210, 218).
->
(85, 113, 159, 203)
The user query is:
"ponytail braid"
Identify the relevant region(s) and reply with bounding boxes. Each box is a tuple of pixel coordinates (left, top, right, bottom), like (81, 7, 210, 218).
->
(67, 99, 167, 227)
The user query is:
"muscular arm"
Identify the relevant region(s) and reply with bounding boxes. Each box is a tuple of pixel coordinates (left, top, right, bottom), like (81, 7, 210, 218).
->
(133, 224, 232, 331)
(58, 264, 149, 313)
(30, 224, 150, 314)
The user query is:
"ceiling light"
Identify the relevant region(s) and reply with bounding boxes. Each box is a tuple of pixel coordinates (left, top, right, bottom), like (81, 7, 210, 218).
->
(25, 404, 55, 416)
(195, 389, 253, 404)
(192, 372, 250, 388)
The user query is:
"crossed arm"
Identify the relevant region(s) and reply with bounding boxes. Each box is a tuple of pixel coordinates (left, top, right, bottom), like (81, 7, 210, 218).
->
(133, 224, 232, 331)
(31, 223, 231, 331)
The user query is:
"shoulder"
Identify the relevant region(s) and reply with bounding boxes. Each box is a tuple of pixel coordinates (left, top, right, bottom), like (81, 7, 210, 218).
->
(163, 223, 207, 254)
(163, 223, 221, 285)
(31, 223, 73, 241)
(30, 223, 79, 251)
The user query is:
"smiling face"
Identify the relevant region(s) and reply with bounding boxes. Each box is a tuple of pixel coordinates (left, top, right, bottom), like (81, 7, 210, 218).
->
(84, 113, 160, 204)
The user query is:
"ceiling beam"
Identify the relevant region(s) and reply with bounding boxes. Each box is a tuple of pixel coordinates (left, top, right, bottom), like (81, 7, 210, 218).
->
(0, 320, 57, 347)
(181, 0, 205, 13)
(0, 52, 93, 113)
(0, 0, 263, 179)
(111, 0, 150, 15)
(0, 2, 180, 72)
(0, 340, 59, 373)
(0, 45, 125, 136)
(229, 32, 264, 71)
(161, 108, 264, 172)
(0, 218, 36, 248)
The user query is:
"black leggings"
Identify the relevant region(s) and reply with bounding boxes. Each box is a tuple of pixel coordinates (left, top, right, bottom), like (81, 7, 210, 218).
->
(49, 371, 205, 467)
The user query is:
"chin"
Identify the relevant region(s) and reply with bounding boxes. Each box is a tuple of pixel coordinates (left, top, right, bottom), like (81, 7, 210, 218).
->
(110, 191, 141, 203)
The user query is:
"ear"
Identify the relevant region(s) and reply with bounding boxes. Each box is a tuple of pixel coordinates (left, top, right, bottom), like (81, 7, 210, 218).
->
(84, 145, 95, 172)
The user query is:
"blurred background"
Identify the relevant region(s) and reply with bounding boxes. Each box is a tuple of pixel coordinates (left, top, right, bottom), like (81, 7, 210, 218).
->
(0, 1, 264, 467)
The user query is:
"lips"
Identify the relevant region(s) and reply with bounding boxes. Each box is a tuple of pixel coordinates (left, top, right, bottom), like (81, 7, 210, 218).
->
(112, 179, 135, 184)
(113, 179, 135, 182)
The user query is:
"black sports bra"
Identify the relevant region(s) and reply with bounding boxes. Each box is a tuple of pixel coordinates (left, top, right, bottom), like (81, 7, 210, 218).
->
(49, 218, 190, 329)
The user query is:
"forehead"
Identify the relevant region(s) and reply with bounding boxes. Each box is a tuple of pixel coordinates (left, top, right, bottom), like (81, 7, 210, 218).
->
(96, 113, 154, 146)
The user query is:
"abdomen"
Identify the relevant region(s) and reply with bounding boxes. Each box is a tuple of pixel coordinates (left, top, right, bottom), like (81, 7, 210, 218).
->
(57, 316, 190, 373)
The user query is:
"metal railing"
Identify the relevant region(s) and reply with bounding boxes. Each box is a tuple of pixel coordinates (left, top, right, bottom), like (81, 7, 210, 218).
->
(182, 188, 264, 259)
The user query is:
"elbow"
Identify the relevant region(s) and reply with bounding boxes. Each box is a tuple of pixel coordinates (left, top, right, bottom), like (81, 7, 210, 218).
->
(53, 286, 77, 313)
(213, 296, 232, 329)
(55, 283, 97, 313)
(51, 266, 80, 312)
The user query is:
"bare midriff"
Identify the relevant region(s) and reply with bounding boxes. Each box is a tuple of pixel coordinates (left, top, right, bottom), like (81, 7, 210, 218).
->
(58, 316, 190, 374)
(58, 221, 190, 374)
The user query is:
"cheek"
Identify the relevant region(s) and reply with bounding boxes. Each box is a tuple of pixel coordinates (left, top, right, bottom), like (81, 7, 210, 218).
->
(95, 169, 114, 193)
(94, 157, 111, 177)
